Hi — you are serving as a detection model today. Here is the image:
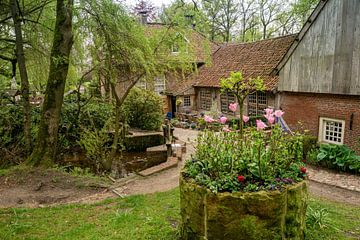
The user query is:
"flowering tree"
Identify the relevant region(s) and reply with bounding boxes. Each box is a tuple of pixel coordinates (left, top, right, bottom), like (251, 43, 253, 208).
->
(220, 71, 265, 138)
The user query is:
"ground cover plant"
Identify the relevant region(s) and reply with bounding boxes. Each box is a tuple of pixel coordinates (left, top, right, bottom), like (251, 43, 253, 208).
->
(0, 188, 359, 240)
(306, 144, 360, 174)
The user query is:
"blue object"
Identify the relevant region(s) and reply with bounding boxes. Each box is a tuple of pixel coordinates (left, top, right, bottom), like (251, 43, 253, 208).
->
(166, 112, 173, 120)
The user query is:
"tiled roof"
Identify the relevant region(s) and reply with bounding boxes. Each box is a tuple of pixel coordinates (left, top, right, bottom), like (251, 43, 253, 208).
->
(189, 35, 296, 91)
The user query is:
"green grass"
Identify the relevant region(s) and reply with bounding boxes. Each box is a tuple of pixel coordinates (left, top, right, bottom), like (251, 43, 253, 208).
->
(0, 189, 359, 240)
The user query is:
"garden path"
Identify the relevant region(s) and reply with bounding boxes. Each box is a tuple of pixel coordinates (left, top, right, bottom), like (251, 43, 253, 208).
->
(75, 128, 360, 206)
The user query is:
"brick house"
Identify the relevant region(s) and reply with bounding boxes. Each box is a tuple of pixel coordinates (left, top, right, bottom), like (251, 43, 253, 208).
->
(174, 35, 295, 118)
(132, 23, 218, 115)
(275, 0, 360, 151)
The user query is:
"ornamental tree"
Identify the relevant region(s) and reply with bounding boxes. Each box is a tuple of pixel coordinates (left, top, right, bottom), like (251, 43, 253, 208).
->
(220, 71, 265, 138)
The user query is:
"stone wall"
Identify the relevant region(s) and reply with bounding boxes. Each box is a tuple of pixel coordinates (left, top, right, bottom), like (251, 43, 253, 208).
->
(180, 174, 308, 240)
(124, 133, 164, 152)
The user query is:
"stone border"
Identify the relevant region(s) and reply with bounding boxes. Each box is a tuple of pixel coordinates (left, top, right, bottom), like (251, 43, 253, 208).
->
(180, 174, 308, 240)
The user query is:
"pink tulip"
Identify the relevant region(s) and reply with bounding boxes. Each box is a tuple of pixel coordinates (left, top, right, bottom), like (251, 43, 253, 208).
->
(220, 116, 227, 124)
(204, 115, 215, 123)
(264, 108, 274, 116)
(264, 114, 275, 124)
(223, 127, 231, 132)
(274, 110, 284, 118)
(256, 119, 267, 131)
(229, 103, 238, 112)
(243, 115, 250, 123)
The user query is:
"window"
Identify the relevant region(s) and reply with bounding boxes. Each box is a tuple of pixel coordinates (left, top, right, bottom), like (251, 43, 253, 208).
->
(319, 117, 345, 144)
(199, 89, 212, 110)
(221, 92, 236, 114)
(248, 91, 267, 116)
(171, 33, 189, 54)
(183, 96, 191, 107)
(136, 79, 147, 89)
(154, 76, 166, 94)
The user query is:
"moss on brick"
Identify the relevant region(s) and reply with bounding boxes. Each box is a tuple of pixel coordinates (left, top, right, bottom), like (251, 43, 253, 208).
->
(180, 174, 308, 240)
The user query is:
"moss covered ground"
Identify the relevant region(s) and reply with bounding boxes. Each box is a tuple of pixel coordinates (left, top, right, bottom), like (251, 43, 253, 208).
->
(0, 188, 359, 240)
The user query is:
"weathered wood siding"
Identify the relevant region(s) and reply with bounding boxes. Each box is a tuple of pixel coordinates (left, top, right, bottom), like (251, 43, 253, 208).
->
(278, 0, 360, 95)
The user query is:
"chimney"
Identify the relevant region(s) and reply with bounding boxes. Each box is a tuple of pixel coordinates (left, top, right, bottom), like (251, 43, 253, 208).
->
(138, 10, 148, 25)
(185, 14, 196, 29)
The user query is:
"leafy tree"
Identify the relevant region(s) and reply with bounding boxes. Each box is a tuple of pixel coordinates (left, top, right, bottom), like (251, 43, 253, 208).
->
(201, 0, 222, 41)
(159, 0, 209, 35)
(216, 0, 240, 42)
(291, 0, 319, 25)
(81, 0, 196, 170)
(29, 0, 74, 166)
(220, 71, 265, 138)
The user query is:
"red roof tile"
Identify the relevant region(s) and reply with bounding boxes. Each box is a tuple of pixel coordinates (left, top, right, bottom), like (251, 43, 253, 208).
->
(191, 35, 296, 90)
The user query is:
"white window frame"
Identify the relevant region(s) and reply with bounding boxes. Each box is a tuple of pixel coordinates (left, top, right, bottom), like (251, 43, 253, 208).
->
(183, 96, 191, 107)
(136, 79, 147, 90)
(154, 76, 166, 94)
(318, 117, 345, 145)
(247, 91, 267, 116)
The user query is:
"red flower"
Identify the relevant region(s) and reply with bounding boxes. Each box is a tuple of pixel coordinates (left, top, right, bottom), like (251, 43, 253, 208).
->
(300, 167, 307, 174)
(237, 175, 245, 183)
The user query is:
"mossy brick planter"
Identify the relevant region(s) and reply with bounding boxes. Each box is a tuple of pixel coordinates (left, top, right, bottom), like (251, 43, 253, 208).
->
(180, 174, 308, 240)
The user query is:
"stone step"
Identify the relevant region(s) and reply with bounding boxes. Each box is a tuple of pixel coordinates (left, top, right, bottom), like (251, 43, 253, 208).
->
(138, 157, 178, 177)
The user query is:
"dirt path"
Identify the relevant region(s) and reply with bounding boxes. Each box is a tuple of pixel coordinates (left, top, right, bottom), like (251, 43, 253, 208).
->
(0, 167, 109, 208)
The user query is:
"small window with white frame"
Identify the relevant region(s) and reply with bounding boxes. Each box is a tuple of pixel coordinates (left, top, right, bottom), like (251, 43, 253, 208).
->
(154, 76, 166, 94)
(183, 96, 191, 107)
(319, 117, 345, 144)
(136, 78, 147, 90)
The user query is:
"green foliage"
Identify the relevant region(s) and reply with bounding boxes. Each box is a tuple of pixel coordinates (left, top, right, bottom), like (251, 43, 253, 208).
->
(0, 98, 113, 166)
(302, 135, 318, 158)
(122, 87, 163, 131)
(316, 144, 360, 173)
(306, 206, 329, 229)
(184, 125, 305, 193)
(220, 71, 265, 137)
(220, 72, 265, 97)
(59, 96, 113, 151)
(0, 104, 41, 166)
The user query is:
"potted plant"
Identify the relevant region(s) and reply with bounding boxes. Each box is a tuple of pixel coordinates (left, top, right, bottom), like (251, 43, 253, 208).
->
(180, 72, 308, 240)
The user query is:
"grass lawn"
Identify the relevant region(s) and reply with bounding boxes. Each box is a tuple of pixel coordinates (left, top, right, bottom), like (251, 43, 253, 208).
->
(0, 188, 359, 240)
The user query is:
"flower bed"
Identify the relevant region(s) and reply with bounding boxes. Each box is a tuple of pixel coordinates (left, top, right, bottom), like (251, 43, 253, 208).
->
(180, 106, 308, 239)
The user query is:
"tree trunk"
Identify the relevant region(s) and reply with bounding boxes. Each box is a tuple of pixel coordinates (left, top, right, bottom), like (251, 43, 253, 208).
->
(28, 0, 74, 166)
(10, 0, 32, 155)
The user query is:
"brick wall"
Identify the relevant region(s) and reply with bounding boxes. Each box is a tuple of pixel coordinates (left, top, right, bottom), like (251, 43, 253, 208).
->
(280, 92, 360, 152)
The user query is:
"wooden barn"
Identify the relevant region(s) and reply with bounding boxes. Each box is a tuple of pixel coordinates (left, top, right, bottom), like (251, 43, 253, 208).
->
(276, 0, 360, 151)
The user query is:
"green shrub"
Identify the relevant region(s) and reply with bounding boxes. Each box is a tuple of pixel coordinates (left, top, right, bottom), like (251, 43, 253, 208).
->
(122, 87, 163, 131)
(317, 144, 360, 173)
(0, 97, 114, 166)
(59, 99, 113, 151)
(302, 135, 318, 158)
